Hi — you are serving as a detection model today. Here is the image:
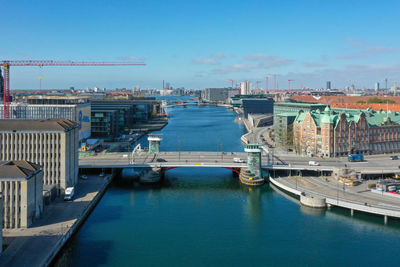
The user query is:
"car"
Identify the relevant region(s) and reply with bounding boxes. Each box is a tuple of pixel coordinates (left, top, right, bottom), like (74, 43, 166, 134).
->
(64, 187, 75, 201)
(99, 172, 105, 177)
(233, 158, 245, 163)
(156, 158, 167, 162)
(308, 161, 320, 166)
(390, 155, 399, 160)
(80, 174, 88, 180)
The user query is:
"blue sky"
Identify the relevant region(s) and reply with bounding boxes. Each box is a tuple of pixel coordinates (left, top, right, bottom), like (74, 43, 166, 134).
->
(2, 0, 400, 90)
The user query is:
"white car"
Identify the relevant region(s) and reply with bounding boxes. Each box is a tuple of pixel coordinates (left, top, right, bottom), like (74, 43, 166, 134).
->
(233, 158, 245, 163)
(308, 161, 320, 166)
(80, 174, 88, 180)
(64, 187, 75, 201)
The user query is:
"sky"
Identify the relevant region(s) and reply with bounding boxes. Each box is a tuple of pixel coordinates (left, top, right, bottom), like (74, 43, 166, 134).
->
(1, 0, 400, 90)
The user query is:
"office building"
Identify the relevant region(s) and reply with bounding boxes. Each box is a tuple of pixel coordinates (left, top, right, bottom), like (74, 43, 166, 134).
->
(0, 96, 91, 140)
(274, 113, 297, 147)
(326, 81, 331, 90)
(293, 106, 400, 157)
(0, 161, 43, 228)
(240, 81, 252, 95)
(0, 119, 79, 194)
(203, 88, 230, 102)
(375, 82, 380, 91)
(91, 99, 160, 138)
(242, 98, 274, 118)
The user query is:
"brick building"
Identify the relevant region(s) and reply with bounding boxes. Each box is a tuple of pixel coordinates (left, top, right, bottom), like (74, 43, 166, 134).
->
(293, 106, 400, 157)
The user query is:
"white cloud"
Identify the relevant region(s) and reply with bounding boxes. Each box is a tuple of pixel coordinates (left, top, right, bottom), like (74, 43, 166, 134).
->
(192, 58, 221, 65)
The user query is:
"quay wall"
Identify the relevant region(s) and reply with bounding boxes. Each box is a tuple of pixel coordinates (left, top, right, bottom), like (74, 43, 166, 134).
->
(270, 177, 400, 219)
(43, 175, 113, 266)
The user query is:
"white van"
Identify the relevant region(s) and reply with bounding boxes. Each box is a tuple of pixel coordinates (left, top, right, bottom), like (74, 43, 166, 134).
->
(308, 161, 320, 166)
(64, 187, 75, 201)
(233, 158, 245, 163)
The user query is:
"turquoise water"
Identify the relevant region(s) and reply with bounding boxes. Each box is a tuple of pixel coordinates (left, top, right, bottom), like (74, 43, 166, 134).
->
(54, 103, 400, 266)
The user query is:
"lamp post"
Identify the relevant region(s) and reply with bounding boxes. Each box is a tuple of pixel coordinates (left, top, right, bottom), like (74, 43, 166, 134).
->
(179, 138, 181, 160)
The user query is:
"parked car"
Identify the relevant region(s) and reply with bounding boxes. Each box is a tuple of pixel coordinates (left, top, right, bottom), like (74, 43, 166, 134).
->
(308, 161, 320, 166)
(64, 187, 75, 201)
(80, 174, 88, 180)
(99, 172, 105, 177)
(390, 155, 399, 160)
(156, 158, 167, 162)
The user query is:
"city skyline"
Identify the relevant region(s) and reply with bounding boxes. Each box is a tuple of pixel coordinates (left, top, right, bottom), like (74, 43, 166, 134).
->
(2, 0, 400, 89)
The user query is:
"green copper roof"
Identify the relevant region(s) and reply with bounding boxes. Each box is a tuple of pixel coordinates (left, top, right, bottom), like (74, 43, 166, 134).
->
(293, 106, 400, 128)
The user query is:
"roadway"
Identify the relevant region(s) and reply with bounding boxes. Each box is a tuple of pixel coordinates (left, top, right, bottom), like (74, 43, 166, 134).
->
(79, 150, 400, 175)
(79, 152, 251, 168)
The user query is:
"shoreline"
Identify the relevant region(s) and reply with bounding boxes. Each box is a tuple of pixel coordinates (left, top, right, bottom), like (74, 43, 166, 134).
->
(0, 175, 113, 267)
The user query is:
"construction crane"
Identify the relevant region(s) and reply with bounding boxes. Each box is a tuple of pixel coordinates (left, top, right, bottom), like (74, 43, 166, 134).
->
(225, 79, 235, 89)
(267, 74, 279, 90)
(1, 60, 145, 119)
(288, 79, 295, 91)
(264, 75, 269, 91)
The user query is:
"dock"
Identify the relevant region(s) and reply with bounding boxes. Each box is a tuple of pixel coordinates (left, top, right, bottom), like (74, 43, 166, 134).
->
(0, 175, 113, 267)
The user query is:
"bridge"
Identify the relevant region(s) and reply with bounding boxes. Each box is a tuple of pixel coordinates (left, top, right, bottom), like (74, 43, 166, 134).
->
(80, 134, 268, 185)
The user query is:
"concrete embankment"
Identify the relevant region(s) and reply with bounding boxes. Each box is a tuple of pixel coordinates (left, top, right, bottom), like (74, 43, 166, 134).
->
(269, 177, 400, 221)
(0, 175, 113, 267)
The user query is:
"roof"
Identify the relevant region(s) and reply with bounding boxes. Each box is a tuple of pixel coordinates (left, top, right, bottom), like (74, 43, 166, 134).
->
(294, 106, 400, 128)
(0, 119, 77, 131)
(276, 112, 298, 117)
(0, 160, 41, 179)
(274, 102, 326, 107)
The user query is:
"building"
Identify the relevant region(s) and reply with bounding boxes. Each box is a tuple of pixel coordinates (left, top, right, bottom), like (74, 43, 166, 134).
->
(242, 98, 274, 118)
(203, 88, 230, 102)
(274, 102, 327, 121)
(326, 81, 331, 90)
(0, 119, 78, 194)
(229, 94, 269, 107)
(0, 161, 43, 228)
(91, 109, 120, 138)
(290, 95, 400, 105)
(91, 99, 160, 138)
(0, 69, 3, 98)
(0, 195, 2, 252)
(273, 102, 328, 147)
(375, 82, 380, 91)
(293, 106, 400, 157)
(274, 113, 297, 147)
(240, 81, 252, 95)
(0, 96, 91, 140)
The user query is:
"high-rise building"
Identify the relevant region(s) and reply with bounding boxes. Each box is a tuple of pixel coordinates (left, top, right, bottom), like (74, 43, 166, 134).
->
(326, 81, 331, 90)
(0, 119, 79, 194)
(375, 82, 380, 91)
(240, 81, 252, 95)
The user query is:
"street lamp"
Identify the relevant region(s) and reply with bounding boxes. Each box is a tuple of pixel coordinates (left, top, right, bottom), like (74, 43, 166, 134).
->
(179, 138, 181, 160)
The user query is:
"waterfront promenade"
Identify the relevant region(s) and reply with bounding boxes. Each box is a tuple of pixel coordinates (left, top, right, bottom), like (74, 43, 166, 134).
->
(0, 175, 111, 267)
(270, 176, 400, 221)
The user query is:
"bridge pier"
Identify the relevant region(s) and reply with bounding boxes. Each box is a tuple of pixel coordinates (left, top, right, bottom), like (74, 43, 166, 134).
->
(239, 144, 265, 186)
(148, 134, 162, 153)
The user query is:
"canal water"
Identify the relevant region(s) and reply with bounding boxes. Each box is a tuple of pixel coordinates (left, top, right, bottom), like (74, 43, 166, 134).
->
(54, 102, 400, 266)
